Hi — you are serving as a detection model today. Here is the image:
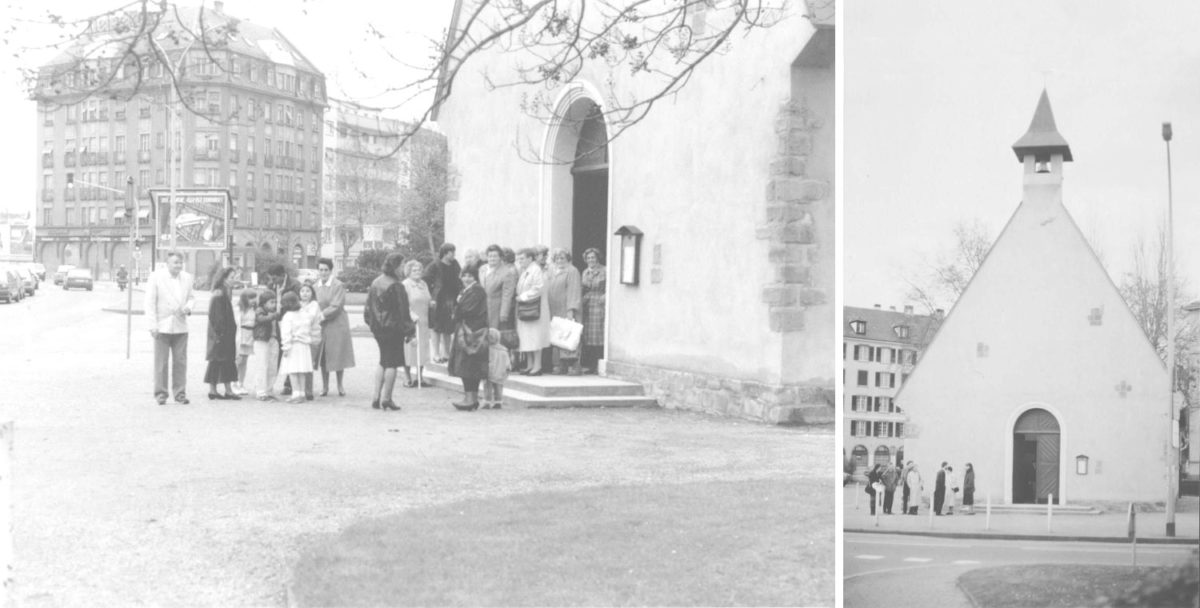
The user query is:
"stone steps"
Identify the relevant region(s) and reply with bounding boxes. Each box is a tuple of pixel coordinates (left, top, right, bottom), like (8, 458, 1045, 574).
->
(417, 364, 659, 410)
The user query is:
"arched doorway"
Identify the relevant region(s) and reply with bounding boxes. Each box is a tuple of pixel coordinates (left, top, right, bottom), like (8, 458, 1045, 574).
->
(544, 90, 609, 271)
(1013, 408, 1060, 504)
(874, 445, 890, 467)
(851, 445, 868, 472)
(570, 105, 608, 271)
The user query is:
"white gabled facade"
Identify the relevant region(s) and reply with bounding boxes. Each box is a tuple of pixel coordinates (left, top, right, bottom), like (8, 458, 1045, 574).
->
(899, 91, 1170, 504)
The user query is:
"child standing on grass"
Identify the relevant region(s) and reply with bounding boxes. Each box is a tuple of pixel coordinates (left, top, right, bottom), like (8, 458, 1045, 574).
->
(247, 289, 280, 401)
(277, 292, 313, 404)
(483, 328, 509, 409)
(233, 289, 258, 395)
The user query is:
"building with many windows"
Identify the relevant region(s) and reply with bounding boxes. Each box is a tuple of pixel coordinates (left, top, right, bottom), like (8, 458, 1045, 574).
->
(844, 304, 941, 473)
(32, 2, 327, 279)
(320, 98, 444, 272)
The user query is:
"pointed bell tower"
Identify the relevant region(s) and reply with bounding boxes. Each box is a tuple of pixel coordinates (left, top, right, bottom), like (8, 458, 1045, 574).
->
(1012, 90, 1073, 205)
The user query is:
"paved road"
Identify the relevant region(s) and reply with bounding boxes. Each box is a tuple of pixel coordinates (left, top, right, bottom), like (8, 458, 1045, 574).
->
(1, 283, 833, 606)
(843, 532, 1196, 607)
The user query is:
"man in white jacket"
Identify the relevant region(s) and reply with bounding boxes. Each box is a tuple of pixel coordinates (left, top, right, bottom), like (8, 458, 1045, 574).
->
(144, 252, 195, 404)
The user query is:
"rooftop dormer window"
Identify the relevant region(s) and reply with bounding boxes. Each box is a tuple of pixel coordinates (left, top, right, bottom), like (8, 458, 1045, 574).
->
(893, 325, 909, 339)
(849, 320, 866, 335)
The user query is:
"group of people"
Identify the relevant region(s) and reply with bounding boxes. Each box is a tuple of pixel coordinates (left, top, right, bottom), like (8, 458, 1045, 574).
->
(144, 241, 608, 413)
(363, 242, 608, 412)
(864, 461, 975, 516)
(145, 253, 356, 406)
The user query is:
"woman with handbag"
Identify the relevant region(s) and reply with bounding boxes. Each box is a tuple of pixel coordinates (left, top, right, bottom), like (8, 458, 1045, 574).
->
(580, 248, 606, 374)
(514, 247, 550, 375)
(448, 266, 489, 410)
(546, 248, 582, 375)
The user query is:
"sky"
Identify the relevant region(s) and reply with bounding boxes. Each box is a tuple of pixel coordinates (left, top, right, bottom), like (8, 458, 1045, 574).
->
(0, 0, 456, 217)
(845, 2, 1200, 312)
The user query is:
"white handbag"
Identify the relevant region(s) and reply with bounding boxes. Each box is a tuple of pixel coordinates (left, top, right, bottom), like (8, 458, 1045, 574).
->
(549, 316, 583, 351)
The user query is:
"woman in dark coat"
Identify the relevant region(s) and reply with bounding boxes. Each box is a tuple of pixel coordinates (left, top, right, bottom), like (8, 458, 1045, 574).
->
(423, 242, 462, 363)
(204, 267, 241, 400)
(448, 265, 489, 410)
(365, 252, 415, 412)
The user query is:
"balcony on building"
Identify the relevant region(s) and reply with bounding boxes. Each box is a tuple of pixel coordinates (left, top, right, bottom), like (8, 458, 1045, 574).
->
(229, 149, 239, 163)
(264, 154, 274, 167)
(41, 189, 54, 202)
(247, 152, 256, 166)
(138, 150, 151, 163)
(42, 153, 53, 168)
(193, 147, 219, 161)
(64, 152, 76, 167)
(97, 152, 109, 164)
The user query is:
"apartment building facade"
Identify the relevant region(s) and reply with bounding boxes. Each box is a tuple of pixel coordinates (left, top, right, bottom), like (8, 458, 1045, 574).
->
(32, 3, 327, 279)
(844, 305, 941, 472)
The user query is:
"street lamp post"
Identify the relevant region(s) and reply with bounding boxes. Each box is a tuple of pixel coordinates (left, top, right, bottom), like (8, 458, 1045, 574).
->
(1162, 121, 1176, 537)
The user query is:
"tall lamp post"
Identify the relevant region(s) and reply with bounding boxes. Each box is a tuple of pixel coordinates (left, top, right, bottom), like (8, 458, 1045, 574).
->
(66, 175, 138, 358)
(1162, 122, 1177, 537)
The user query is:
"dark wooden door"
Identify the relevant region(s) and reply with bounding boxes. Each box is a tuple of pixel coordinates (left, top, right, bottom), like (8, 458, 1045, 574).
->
(1035, 434, 1060, 504)
(571, 169, 608, 272)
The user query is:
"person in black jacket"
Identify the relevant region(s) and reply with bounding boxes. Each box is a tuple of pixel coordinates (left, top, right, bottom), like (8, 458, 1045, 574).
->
(448, 266, 488, 410)
(934, 461, 948, 515)
(423, 243, 461, 364)
(365, 252, 415, 411)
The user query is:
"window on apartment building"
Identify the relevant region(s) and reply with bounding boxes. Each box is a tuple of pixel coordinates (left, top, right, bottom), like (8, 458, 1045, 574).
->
(874, 372, 895, 388)
(139, 133, 150, 151)
(849, 320, 866, 335)
(894, 325, 910, 339)
(856, 370, 868, 387)
(156, 169, 164, 185)
(852, 344, 868, 361)
(229, 170, 238, 187)
(900, 349, 916, 365)
(139, 169, 150, 193)
(877, 347, 893, 364)
(265, 138, 272, 156)
(43, 208, 52, 226)
(247, 138, 256, 154)
(901, 373, 910, 386)
(895, 423, 904, 438)
(65, 208, 74, 224)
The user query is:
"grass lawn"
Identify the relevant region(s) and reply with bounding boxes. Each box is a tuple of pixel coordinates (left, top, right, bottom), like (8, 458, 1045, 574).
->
(957, 564, 1178, 608)
(290, 477, 831, 606)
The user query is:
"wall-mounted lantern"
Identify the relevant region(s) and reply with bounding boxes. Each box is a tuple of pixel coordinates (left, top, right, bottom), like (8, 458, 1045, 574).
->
(1075, 454, 1089, 475)
(613, 225, 643, 286)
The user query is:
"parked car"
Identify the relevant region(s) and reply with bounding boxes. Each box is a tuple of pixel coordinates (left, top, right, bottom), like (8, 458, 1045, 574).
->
(0, 267, 22, 303)
(297, 268, 320, 284)
(63, 268, 94, 291)
(54, 265, 75, 285)
(16, 267, 37, 296)
(30, 263, 46, 281)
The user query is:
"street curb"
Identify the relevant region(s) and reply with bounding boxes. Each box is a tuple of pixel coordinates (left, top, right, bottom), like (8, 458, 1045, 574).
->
(844, 527, 1200, 545)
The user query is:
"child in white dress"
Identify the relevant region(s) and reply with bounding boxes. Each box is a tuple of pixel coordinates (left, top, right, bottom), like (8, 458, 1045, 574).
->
(298, 283, 325, 400)
(234, 289, 258, 395)
(277, 291, 313, 404)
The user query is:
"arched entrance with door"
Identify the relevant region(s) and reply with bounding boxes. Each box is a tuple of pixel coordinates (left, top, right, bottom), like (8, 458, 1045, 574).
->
(874, 446, 891, 468)
(543, 87, 609, 273)
(1013, 408, 1061, 504)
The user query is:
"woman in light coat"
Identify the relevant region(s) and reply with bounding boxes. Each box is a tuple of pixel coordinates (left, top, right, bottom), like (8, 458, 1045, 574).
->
(546, 247, 582, 375)
(514, 247, 550, 375)
(401, 260, 432, 388)
(314, 258, 355, 396)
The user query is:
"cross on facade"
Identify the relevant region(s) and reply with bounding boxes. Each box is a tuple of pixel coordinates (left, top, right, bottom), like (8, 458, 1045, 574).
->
(1115, 380, 1132, 398)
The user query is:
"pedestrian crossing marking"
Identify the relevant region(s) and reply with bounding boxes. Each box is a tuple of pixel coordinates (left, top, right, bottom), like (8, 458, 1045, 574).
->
(855, 555, 884, 560)
(952, 560, 981, 565)
(902, 557, 932, 562)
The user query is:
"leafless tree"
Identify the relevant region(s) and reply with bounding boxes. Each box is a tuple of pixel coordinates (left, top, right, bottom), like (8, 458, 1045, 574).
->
(330, 152, 400, 269)
(1119, 227, 1198, 367)
(903, 219, 992, 314)
(10, 0, 830, 160)
(397, 132, 450, 261)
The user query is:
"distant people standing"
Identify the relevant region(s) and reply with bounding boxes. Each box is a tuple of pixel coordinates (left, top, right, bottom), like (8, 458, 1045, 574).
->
(864, 464, 883, 515)
(962, 463, 976, 515)
(881, 462, 900, 515)
(946, 465, 960, 515)
(900, 460, 914, 514)
(366, 252, 415, 411)
(579, 248, 606, 374)
(905, 464, 923, 515)
(934, 462, 948, 515)
(424, 243, 462, 364)
(204, 267, 240, 400)
(145, 251, 195, 405)
(314, 258, 355, 397)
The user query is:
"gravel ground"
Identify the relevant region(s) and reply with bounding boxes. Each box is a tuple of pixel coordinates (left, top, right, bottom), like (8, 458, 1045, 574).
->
(4, 300, 832, 606)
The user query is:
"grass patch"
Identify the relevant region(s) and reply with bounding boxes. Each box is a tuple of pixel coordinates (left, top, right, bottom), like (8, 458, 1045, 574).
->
(291, 478, 831, 606)
(958, 564, 1184, 608)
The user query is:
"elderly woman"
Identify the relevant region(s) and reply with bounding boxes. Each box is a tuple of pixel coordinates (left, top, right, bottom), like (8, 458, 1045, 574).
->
(480, 244, 516, 331)
(401, 259, 432, 388)
(514, 247, 550, 375)
(580, 247, 606, 373)
(546, 248, 582, 375)
(448, 266, 488, 410)
(314, 258, 355, 396)
(364, 252, 414, 412)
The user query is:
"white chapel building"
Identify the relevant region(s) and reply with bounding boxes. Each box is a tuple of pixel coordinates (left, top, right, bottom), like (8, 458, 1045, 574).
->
(899, 91, 1170, 504)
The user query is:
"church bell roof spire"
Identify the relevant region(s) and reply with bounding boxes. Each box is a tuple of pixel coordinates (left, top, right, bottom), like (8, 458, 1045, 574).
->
(1012, 89, 1073, 162)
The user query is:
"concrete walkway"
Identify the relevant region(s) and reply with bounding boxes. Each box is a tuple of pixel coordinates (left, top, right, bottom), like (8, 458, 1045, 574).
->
(844, 564, 976, 608)
(844, 486, 1200, 543)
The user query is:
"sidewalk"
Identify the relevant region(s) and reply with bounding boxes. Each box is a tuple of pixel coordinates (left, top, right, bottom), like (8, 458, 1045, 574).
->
(844, 486, 1200, 543)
